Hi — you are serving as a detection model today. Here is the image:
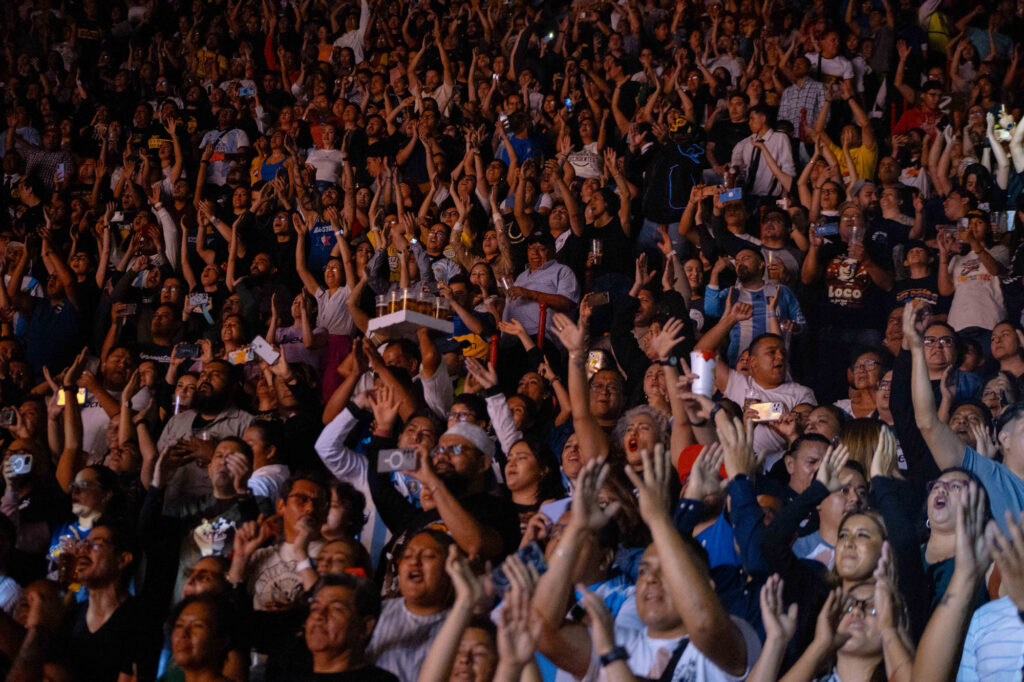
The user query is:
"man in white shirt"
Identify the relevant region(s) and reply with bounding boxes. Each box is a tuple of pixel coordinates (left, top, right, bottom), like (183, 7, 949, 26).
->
(696, 313, 816, 466)
(331, 0, 369, 65)
(532, 453, 760, 682)
(234, 475, 326, 610)
(730, 105, 795, 200)
(198, 108, 250, 186)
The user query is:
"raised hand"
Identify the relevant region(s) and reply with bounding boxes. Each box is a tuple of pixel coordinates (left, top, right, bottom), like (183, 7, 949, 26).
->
(970, 423, 998, 459)
(813, 588, 851, 652)
(497, 556, 542, 669)
(815, 443, 850, 492)
(760, 574, 798, 643)
(719, 417, 761, 480)
(225, 451, 252, 494)
(578, 584, 619, 658)
(987, 510, 1024, 610)
(624, 443, 675, 522)
(901, 301, 924, 352)
(233, 514, 274, 560)
(684, 442, 724, 500)
(464, 357, 498, 389)
(872, 542, 899, 632)
(368, 382, 401, 434)
(445, 544, 487, 608)
(647, 317, 687, 362)
(549, 312, 588, 353)
(868, 425, 902, 479)
(569, 459, 621, 533)
(955, 481, 990, 582)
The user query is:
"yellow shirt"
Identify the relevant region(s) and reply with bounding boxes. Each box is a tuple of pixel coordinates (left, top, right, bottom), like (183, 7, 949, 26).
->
(826, 139, 878, 186)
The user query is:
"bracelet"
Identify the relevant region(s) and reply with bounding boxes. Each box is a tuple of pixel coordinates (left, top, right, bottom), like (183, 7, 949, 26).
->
(295, 558, 312, 572)
(599, 646, 629, 667)
(689, 418, 709, 427)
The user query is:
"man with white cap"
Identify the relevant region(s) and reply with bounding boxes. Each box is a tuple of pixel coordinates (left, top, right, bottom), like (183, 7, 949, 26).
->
(368, 420, 521, 568)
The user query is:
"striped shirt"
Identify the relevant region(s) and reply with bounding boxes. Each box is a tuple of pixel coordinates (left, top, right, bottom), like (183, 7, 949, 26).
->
(703, 284, 806, 365)
(366, 598, 448, 682)
(958, 596, 1024, 681)
(314, 408, 392, 565)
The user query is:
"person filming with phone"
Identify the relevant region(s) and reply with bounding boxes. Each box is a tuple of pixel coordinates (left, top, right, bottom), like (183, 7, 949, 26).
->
(704, 245, 805, 365)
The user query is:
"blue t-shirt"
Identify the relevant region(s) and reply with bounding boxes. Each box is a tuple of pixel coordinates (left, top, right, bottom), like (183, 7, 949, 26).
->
(963, 445, 1024, 534)
(307, 218, 336, 273)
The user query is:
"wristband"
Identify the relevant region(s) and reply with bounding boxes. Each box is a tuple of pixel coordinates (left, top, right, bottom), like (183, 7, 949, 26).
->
(1019, 609, 1024, 623)
(599, 646, 629, 667)
(295, 558, 312, 572)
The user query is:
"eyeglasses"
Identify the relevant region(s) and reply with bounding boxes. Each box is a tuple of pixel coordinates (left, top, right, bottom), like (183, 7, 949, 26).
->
(69, 480, 100, 492)
(287, 493, 321, 508)
(853, 360, 879, 372)
(162, 285, 180, 292)
(843, 596, 876, 616)
(877, 380, 892, 390)
(923, 336, 955, 347)
(82, 539, 110, 552)
(447, 410, 473, 423)
(431, 444, 473, 458)
(926, 479, 966, 495)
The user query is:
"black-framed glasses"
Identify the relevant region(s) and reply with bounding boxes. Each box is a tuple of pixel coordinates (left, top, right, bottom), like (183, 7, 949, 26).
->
(843, 596, 876, 616)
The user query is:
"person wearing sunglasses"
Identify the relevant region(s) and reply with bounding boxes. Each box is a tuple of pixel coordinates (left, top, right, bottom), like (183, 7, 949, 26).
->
(46, 465, 119, 585)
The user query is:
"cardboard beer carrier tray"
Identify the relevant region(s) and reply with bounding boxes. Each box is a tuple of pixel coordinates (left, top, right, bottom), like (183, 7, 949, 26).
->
(367, 309, 454, 340)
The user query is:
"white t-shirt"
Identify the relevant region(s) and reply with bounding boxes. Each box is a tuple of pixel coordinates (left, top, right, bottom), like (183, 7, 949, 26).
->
(305, 148, 346, 185)
(315, 285, 354, 335)
(198, 128, 250, 185)
(366, 598, 448, 682)
(805, 53, 854, 84)
(724, 372, 817, 468)
(246, 463, 290, 503)
(582, 616, 761, 682)
(82, 387, 151, 462)
(947, 245, 1010, 331)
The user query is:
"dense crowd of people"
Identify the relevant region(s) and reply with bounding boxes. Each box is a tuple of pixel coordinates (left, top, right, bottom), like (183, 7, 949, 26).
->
(8, 0, 1024, 680)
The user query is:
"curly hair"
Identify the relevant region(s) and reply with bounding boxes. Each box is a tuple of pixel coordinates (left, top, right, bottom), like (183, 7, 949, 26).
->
(612, 405, 671, 455)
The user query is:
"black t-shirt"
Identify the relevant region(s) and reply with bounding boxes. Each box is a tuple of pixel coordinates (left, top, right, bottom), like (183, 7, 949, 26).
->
(583, 218, 632, 279)
(56, 597, 145, 682)
(817, 240, 888, 330)
(708, 120, 751, 165)
(891, 272, 951, 314)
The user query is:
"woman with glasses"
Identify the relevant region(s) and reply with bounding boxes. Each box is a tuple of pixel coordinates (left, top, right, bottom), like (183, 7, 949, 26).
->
(921, 469, 990, 614)
(981, 372, 1018, 419)
(834, 349, 886, 419)
(763, 433, 927, 654)
(775, 575, 914, 682)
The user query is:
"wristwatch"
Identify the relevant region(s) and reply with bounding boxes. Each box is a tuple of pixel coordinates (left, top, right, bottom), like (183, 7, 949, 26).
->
(599, 646, 629, 667)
